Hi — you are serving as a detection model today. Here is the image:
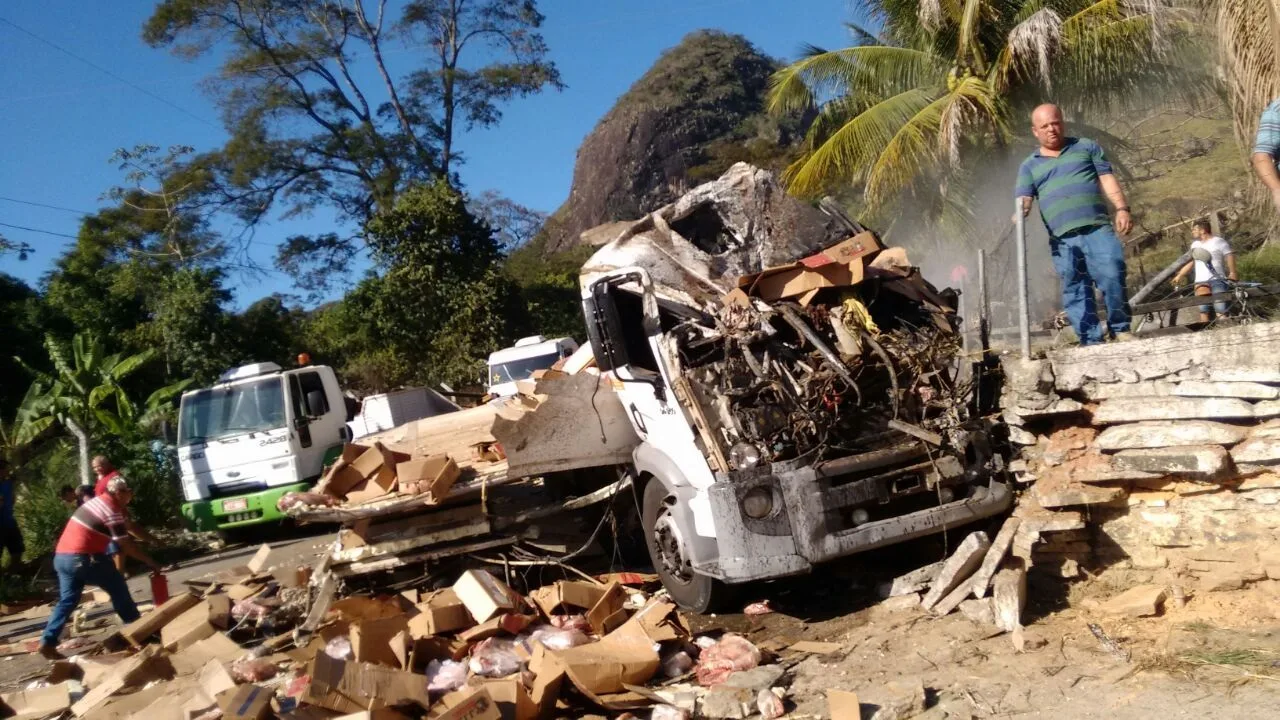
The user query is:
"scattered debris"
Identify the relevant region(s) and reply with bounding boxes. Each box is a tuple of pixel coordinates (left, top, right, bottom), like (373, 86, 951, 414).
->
(1099, 584, 1167, 618)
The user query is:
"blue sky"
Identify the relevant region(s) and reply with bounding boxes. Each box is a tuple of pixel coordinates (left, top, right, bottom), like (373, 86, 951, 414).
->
(0, 0, 853, 307)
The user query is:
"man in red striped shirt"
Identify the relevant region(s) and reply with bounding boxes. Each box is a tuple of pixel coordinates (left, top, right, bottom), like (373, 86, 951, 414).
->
(38, 476, 161, 660)
(91, 456, 158, 573)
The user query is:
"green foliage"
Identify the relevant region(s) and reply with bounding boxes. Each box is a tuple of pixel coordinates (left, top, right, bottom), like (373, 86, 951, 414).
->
(12, 441, 79, 562)
(0, 234, 33, 261)
(142, 0, 561, 290)
(503, 236, 592, 341)
(307, 181, 518, 392)
(0, 275, 45, 422)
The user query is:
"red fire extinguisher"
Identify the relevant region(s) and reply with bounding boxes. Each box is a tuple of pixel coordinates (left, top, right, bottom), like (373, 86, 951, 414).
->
(150, 571, 170, 606)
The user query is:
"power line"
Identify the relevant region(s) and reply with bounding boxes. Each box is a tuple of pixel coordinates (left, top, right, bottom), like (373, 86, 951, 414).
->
(0, 15, 218, 129)
(0, 221, 77, 239)
(0, 195, 93, 215)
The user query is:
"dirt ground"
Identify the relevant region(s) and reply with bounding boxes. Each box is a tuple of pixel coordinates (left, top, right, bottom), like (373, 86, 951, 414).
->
(3, 531, 1280, 718)
(709, 559, 1280, 719)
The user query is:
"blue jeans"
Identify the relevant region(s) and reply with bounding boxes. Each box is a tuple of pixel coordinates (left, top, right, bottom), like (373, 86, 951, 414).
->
(41, 553, 139, 647)
(1198, 279, 1230, 316)
(1049, 224, 1131, 345)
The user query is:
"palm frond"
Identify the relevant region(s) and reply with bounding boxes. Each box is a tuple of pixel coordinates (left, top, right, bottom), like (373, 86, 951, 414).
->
(783, 87, 943, 197)
(768, 45, 948, 117)
(12, 416, 54, 446)
(959, 0, 989, 70)
(865, 76, 1008, 207)
(1000, 7, 1064, 91)
(1217, 0, 1280, 147)
(844, 21, 885, 46)
(88, 385, 114, 410)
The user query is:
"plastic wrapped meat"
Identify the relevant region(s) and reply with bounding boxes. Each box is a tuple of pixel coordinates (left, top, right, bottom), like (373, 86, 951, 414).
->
(468, 638, 522, 678)
(694, 633, 762, 686)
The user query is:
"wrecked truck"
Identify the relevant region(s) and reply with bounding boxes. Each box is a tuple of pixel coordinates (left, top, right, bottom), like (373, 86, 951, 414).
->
(577, 163, 1011, 610)
(291, 163, 1012, 612)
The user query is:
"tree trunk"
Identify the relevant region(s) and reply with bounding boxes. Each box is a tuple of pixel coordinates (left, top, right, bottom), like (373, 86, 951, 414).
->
(65, 416, 91, 487)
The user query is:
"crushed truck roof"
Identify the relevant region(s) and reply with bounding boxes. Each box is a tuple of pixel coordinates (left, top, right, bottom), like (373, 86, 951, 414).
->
(579, 162, 858, 308)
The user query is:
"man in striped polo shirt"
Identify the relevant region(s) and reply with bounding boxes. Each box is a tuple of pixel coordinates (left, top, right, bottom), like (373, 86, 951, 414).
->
(38, 476, 161, 660)
(1016, 104, 1133, 345)
(1251, 98, 1280, 212)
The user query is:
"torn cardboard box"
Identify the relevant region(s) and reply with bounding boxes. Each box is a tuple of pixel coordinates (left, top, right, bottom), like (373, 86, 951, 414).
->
(219, 685, 272, 720)
(1, 682, 72, 720)
(305, 654, 432, 714)
(547, 634, 659, 710)
(122, 593, 201, 646)
(454, 570, 518, 622)
(396, 455, 460, 502)
(350, 615, 410, 667)
(427, 687, 502, 720)
(408, 589, 473, 638)
(161, 600, 218, 652)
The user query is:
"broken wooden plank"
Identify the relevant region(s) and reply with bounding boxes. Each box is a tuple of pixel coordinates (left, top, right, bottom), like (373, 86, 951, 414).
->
(121, 593, 202, 646)
(333, 537, 518, 578)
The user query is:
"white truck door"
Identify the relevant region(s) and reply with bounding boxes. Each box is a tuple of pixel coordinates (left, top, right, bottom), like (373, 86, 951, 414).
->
(585, 271, 718, 535)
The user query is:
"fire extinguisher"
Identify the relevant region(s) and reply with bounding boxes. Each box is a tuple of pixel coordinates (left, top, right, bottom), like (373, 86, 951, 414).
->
(150, 571, 170, 606)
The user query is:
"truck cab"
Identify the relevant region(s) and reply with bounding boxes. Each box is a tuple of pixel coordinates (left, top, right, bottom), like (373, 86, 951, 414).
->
(582, 266, 1011, 611)
(176, 362, 348, 533)
(486, 336, 579, 398)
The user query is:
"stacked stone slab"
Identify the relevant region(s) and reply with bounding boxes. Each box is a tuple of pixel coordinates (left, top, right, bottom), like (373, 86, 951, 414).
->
(1001, 323, 1280, 590)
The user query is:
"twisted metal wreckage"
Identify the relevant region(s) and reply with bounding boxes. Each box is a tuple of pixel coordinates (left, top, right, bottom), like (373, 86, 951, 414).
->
(287, 163, 1011, 603)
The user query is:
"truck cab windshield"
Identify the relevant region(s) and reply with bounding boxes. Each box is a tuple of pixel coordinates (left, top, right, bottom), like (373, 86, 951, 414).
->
(178, 377, 286, 444)
(490, 352, 561, 384)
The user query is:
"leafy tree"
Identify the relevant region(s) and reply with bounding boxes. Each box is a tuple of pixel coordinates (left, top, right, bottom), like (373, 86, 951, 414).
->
(470, 190, 547, 251)
(768, 0, 1202, 224)
(0, 234, 32, 261)
(13, 334, 190, 486)
(401, 0, 563, 176)
(230, 295, 309, 366)
(143, 0, 561, 288)
(0, 275, 44, 421)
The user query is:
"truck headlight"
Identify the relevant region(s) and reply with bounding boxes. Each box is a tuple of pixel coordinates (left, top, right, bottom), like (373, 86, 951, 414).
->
(730, 443, 762, 469)
(741, 487, 774, 519)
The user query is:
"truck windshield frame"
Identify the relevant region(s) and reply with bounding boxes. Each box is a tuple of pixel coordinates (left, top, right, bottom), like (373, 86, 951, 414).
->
(489, 352, 561, 384)
(177, 377, 288, 445)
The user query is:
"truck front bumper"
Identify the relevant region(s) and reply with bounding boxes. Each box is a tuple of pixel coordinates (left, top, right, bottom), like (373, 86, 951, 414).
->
(181, 482, 311, 532)
(696, 462, 1012, 583)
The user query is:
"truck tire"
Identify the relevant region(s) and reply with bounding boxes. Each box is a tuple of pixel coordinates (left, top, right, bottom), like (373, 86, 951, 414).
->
(640, 478, 728, 613)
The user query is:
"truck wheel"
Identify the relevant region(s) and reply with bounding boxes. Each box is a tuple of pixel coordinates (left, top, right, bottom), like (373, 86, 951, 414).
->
(641, 479, 727, 613)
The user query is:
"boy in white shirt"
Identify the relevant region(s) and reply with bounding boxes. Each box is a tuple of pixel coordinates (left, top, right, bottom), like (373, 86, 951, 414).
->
(1172, 219, 1237, 322)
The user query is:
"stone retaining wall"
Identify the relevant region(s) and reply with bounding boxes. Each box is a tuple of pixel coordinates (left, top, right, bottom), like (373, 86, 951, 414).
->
(1001, 323, 1280, 589)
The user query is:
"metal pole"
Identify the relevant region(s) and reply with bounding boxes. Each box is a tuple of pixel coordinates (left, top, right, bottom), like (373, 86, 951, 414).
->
(1015, 200, 1031, 359)
(977, 248, 989, 354)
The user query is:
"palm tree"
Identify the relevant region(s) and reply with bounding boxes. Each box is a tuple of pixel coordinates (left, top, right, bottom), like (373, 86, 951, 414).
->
(13, 333, 190, 486)
(768, 0, 1200, 224)
(1216, 0, 1280, 149)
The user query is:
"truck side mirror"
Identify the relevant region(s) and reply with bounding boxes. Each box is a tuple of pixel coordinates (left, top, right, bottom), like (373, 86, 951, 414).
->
(305, 389, 326, 418)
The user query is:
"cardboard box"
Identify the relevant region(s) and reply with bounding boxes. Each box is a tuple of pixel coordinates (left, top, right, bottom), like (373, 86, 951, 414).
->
(219, 685, 272, 720)
(350, 615, 410, 667)
(457, 614, 533, 644)
(396, 456, 460, 503)
(72, 645, 165, 716)
(199, 658, 237, 700)
(527, 581, 604, 618)
(207, 594, 232, 630)
(170, 632, 244, 676)
(122, 593, 201, 645)
(585, 582, 627, 636)
(345, 465, 398, 505)
(428, 688, 502, 720)
(818, 231, 879, 265)
(478, 677, 538, 720)
(349, 445, 385, 479)
(609, 598, 688, 644)
(1, 682, 72, 720)
(334, 712, 410, 720)
(453, 570, 517, 622)
(748, 261, 863, 301)
(305, 654, 432, 714)
(161, 601, 217, 652)
(546, 634, 659, 709)
(827, 689, 862, 720)
(408, 589, 472, 638)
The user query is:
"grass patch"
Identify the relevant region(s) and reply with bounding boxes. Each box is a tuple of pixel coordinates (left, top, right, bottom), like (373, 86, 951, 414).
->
(1183, 649, 1274, 667)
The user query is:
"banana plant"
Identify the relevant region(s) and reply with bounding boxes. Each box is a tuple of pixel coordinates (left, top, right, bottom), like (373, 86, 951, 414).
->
(12, 333, 190, 486)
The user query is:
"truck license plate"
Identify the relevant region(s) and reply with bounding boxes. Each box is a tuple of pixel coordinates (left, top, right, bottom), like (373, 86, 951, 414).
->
(222, 498, 249, 512)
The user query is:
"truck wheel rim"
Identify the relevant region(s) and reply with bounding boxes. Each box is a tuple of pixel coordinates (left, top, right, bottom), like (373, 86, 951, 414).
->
(653, 497, 694, 584)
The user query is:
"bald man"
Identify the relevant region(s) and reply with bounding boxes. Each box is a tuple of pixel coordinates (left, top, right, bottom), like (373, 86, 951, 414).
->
(1016, 104, 1133, 345)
